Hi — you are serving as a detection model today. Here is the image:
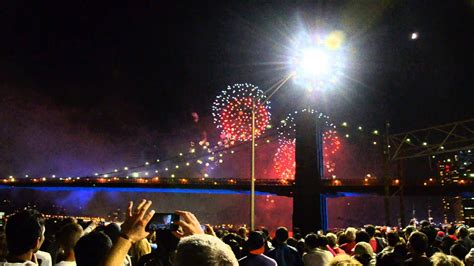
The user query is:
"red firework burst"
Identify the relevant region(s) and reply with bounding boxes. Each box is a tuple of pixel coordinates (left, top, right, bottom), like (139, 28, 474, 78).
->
(274, 130, 341, 179)
(213, 84, 271, 142)
(323, 130, 341, 174)
(274, 139, 295, 180)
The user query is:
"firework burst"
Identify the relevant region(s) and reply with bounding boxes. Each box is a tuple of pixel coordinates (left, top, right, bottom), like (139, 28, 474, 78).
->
(212, 83, 271, 142)
(274, 109, 340, 178)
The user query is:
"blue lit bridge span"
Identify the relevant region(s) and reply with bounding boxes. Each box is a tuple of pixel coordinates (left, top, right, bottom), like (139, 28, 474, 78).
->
(3, 177, 474, 197)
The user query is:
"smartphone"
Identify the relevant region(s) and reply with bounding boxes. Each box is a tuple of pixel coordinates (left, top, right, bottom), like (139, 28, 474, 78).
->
(146, 213, 179, 232)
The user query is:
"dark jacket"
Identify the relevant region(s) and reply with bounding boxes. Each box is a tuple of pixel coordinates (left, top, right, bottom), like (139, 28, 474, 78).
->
(239, 254, 277, 266)
(265, 243, 303, 266)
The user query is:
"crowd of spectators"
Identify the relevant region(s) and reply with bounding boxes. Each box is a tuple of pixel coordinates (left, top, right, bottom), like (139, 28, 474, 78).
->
(0, 199, 473, 266)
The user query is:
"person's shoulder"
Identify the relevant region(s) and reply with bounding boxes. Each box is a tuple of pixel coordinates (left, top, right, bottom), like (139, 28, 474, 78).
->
(36, 250, 52, 261)
(323, 249, 333, 256)
(265, 248, 276, 256)
(286, 244, 298, 253)
(54, 261, 77, 266)
(238, 255, 248, 262)
(0, 262, 37, 266)
(248, 255, 277, 266)
(260, 254, 277, 264)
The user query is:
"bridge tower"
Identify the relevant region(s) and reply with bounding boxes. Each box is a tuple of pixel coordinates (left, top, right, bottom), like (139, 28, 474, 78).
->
(293, 111, 327, 234)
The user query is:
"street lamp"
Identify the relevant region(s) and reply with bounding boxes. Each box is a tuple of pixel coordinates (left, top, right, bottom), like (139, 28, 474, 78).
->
(249, 30, 346, 230)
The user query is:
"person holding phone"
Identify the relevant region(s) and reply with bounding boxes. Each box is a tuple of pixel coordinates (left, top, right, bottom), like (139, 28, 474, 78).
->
(101, 200, 155, 266)
(101, 200, 238, 266)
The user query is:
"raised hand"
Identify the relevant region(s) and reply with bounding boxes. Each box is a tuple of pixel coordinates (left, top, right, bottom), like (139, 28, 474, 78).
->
(173, 210, 204, 238)
(120, 199, 155, 243)
(204, 224, 217, 237)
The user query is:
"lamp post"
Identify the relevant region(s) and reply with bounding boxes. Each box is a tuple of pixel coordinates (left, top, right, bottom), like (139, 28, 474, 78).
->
(249, 74, 295, 230)
(250, 99, 256, 230)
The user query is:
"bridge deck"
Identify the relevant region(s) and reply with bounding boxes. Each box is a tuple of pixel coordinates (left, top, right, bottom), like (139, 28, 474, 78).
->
(2, 177, 473, 197)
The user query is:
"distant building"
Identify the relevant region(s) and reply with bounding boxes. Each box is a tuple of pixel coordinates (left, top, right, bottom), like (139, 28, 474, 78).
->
(437, 150, 473, 225)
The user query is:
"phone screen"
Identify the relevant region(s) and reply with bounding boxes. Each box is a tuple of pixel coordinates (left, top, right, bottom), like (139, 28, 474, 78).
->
(146, 213, 179, 231)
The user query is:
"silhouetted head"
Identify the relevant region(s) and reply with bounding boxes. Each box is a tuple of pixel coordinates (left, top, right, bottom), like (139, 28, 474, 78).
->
(387, 231, 399, 247)
(237, 227, 247, 238)
(408, 231, 428, 255)
(5, 209, 45, 256)
(365, 225, 375, 238)
(356, 230, 370, 243)
(431, 252, 464, 266)
(449, 243, 468, 262)
(74, 231, 112, 266)
(275, 227, 289, 244)
(174, 234, 238, 266)
(344, 227, 357, 242)
(326, 233, 338, 248)
(57, 222, 83, 250)
(457, 226, 469, 238)
(104, 223, 121, 244)
(420, 225, 437, 245)
(245, 231, 265, 254)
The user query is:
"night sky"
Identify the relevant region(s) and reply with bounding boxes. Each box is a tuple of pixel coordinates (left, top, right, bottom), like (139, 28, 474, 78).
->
(0, 1, 473, 176)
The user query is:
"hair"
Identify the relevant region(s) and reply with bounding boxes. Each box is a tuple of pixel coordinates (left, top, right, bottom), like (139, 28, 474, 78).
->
(420, 220, 431, 227)
(174, 234, 238, 266)
(5, 209, 45, 256)
(226, 239, 242, 260)
(447, 226, 456, 235)
(237, 227, 247, 238)
(293, 233, 303, 241)
(449, 243, 469, 262)
(393, 242, 408, 256)
(329, 254, 362, 266)
(317, 235, 329, 247)
(104, 223, 121, 244)
(57, 223, 83, 250)
(420, 225, 437, 245)
(355, 230, 370, 243)
(326, 233, 338, 248)
(457, 226, 469, 238)
(353, 242, 374, 257)
(441, 236, 455, 254)
(305, 233, 319, 249)
(222, 233, 244, 247)
(275, 227, 289, 243)
(245, 231, 264, 251)
(354, 242, 374, 266)
(431, 252, 464, 266)
(408, 231, 428, 254)
(344, 227, 357, 242)
(287, 237, 298, 248)
(404, 226, 416, 240)
(338, 232, 348, 245)
(365, 225, 375, 238)
(74, 231, 112, 266)
(130, 238, 152, 265)
(387, 231, 399, 247)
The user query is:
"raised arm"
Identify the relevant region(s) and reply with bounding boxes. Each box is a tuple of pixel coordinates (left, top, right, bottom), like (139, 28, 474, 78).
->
(101, 200, 155, 266)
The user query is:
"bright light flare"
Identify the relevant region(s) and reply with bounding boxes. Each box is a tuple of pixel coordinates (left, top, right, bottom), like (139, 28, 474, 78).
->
(291, 31, 346, 91)
(299, 48, 330, 76)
